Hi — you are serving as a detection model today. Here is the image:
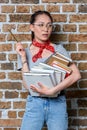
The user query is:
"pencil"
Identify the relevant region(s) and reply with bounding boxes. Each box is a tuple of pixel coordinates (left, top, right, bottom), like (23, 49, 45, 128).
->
(8, 29, 19, 42)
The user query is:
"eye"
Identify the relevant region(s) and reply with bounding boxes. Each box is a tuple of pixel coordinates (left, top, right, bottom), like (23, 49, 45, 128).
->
(48, 24, 53, 27)
(38, 23, 44, 27)
(49, 24, 56, 31)
(47, 24, 54, 29)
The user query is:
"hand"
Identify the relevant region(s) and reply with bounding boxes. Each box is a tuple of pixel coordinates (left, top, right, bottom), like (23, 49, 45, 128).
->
(30, 82, 57, 96)
(16, 42, 26, 60)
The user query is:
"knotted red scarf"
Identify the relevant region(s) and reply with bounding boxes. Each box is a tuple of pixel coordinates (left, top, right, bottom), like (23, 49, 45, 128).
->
(32, 39, 55, 62)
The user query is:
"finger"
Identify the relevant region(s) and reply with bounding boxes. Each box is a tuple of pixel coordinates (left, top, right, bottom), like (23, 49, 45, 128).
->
(30, 85, 38, 91)
(37, 82, 45, 88)
(30, 85, 43, 94)
(16, 45, 25, 54)
(16, 43, 24, 49)
(16, 43, 21, 49)
(30, 86, 37, 92)
(30, 86, 42, 96)
(19, 48, 25, 52)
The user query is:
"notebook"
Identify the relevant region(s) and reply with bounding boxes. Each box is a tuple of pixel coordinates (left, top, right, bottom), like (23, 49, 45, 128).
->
(31, 65, 62, 84)
(23, 72, 58, 97)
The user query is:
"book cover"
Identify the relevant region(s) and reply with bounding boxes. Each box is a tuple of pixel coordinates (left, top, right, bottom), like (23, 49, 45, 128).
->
(55, 51, 72, 64)
(39, 62, 66, 74)
(30, 68, 57, 86)
(23, 72, 58, 97)
(52, 61, 72, 74)
(44, 52, 72, 75)
(46, 54, 69, 66)
(39, 62, 66, 80)
(54, 70, 62, 84)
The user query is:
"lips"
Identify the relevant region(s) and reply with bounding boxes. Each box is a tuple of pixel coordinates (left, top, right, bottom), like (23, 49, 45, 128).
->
(42, 34, 49, 37)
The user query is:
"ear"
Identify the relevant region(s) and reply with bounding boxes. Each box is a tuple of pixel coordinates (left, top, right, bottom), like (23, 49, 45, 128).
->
(30, 24, 34, 32)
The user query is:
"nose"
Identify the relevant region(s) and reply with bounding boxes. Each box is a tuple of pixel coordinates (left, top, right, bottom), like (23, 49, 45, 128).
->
(43, 25, 48, 31)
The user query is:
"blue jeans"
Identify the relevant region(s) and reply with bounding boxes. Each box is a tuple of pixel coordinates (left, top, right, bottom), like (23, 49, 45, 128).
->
(21, 95, 68, 130)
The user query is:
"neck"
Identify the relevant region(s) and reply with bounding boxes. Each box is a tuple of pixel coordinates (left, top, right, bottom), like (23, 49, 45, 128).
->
(34, 39, 49, 44)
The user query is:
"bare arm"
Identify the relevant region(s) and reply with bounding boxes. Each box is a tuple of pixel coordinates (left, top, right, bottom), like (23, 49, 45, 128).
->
(54, 63, 81, 92)
(30, 63, 81, 96)
(16, 43, 29, 89)
(16, 43, 29, 72)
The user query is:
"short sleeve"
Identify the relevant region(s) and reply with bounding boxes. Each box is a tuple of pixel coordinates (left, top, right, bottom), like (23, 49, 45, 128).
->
(17, 54, 22, 71)
(17, 48, 30, 71)
(55, 44, 70, 59)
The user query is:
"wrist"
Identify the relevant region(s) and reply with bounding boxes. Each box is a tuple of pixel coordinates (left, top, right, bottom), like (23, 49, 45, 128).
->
(22, 60, 27, 65)
(21, 56, 27, 62)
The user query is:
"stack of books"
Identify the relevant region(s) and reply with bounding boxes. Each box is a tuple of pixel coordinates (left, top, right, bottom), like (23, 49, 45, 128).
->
(23, 52, 72, 97)
(43, 51, 72, 77)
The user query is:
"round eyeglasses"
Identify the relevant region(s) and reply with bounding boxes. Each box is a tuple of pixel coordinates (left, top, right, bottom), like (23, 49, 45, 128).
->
(33, 23, 56, 31)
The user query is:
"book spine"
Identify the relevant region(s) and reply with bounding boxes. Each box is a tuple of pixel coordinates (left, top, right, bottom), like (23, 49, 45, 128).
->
(52, 63, 72, 74)
(39, 63, 66, 73)
(55, 51, 72, 62)
(53, 55, 69, 65)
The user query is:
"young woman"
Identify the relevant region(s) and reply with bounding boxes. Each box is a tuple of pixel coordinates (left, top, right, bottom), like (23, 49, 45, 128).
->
(16, 10, 81, 130)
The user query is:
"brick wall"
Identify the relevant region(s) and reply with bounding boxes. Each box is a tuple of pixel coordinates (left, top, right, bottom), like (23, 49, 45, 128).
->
(0, 0, 87, 130)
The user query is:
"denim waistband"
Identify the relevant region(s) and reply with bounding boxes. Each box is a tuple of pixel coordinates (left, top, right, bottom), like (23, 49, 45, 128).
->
(32, 90, 65, 99)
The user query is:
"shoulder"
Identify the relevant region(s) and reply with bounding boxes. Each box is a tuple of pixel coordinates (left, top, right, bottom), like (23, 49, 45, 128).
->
(54, 44, 70, 58)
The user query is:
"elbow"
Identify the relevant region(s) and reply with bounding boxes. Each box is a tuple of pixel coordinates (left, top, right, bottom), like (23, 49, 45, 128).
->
(70, 63, 81, 82)
(77, 73, 81, 81)
(74, 71, 81, 82)
(70, 70, 81, 84)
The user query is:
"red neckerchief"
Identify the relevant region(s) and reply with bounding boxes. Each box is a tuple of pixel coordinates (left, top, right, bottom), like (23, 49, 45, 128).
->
(32, 39, 55, 62)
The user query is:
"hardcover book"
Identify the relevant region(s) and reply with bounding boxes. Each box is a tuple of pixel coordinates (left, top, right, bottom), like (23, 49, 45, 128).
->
(54, 51, 72, 65)
(23, 52, 72, 97)
(31, 67, 62, 85)
(23, 72, 59, 97)
(44, 52, 72, 75)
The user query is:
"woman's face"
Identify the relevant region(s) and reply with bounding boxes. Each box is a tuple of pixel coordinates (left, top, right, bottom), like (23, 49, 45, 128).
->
(30, 14, 53, 43)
